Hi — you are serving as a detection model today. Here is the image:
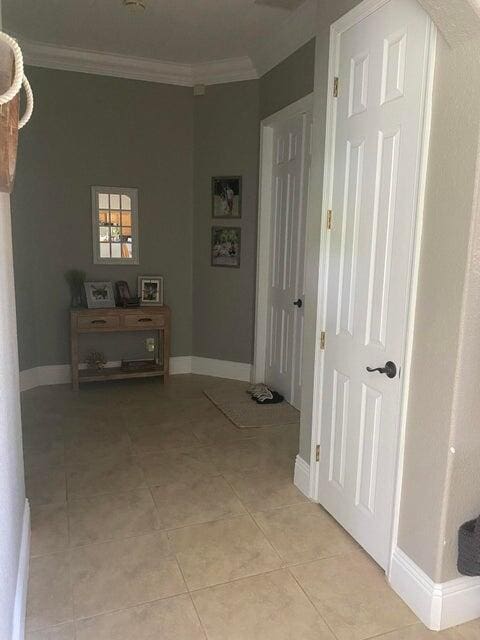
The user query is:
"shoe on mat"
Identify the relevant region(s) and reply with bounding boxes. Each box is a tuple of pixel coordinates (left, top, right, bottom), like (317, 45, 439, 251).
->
(256, 391, 284, 404)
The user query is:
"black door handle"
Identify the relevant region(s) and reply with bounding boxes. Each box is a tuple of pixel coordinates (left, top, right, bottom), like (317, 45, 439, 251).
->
(293, 299, 303, 308)
(366, 361, 397, 379)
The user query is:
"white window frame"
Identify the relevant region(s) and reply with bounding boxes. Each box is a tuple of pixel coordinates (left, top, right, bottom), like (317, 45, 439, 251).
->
(91, 186, 139, 265)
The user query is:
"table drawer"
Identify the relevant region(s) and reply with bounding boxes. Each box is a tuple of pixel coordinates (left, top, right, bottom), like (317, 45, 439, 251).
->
(76, 315, 120, 331)
(123, 313, 165, 329)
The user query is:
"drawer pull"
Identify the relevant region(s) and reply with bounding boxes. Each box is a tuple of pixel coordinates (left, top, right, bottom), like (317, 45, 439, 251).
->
(138, 317, 153, 322)
(91, 319, 107, 324)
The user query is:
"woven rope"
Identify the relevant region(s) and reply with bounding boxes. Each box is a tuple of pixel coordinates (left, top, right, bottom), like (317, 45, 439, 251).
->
(0, 32, 24, 105)
(19, 75, 33, 129)
(0, 31, 34, 129)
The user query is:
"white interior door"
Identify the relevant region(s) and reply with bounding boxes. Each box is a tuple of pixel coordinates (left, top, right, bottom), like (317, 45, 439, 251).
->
(265, 109, 311, 409)
(317, 0, 434, 569)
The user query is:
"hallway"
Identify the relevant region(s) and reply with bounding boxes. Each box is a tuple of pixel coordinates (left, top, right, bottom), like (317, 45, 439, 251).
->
(23, 375, 479, 639)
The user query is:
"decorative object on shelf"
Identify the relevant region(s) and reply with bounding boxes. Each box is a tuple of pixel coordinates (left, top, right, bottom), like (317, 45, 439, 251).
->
(115, 280, 141, 308)
(138, 276, 164, 306)
(212, 176, 242, 218)
(211, 226, 241, 268)
(84, 281, 116, 309)
(85, 351, 107, 371)
(121, 358, 157, 372)
(65, 269, 86, 308)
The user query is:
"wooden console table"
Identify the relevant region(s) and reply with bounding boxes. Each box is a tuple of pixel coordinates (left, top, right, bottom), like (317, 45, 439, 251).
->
(70, 306, 171, 391)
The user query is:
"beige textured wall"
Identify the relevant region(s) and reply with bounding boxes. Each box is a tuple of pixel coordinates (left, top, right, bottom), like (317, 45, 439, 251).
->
(397, 34, 480, 581)
(0, 9, 28, 635)
(443, 123, 480, 580)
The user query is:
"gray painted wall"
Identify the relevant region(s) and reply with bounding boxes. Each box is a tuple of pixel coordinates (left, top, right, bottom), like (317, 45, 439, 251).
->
(192, 81, 260, 364)
(12, 44, 316, 371)
(12, 67, 194, 369)
(192, 46, 316, 364)
(259, 38, 316, 120)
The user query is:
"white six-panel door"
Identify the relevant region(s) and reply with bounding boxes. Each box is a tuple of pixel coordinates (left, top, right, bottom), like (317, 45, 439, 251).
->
(317, 0, 434, 569)
(265, 110, 311, 409)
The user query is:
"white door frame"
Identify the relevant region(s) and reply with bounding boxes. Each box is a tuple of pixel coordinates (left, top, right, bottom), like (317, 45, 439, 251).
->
(253, 93, 314, 385)
(308, 0, 437, 578)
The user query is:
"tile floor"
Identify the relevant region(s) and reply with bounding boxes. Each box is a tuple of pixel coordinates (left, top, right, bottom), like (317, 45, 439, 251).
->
(22, 374, 480, 640)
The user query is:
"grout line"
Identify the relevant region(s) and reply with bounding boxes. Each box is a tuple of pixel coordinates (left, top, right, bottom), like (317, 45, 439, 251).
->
(188, 591, 211, 640)
(220, 473, 254, 516)
(71, 591, 190, 625)
(364, 621, 425, 640)
(33, 512, 253, 558)
(287, 566, 341, 640)
(186, 566, 289, 595)
(69, 541, 78, 639)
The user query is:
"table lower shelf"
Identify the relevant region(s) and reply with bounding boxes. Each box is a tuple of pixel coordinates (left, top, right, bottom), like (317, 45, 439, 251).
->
(78, 365, 167, 384)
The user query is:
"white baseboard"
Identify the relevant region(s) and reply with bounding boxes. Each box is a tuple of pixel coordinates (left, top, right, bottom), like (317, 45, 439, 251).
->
(20, 364, 71, 391)
(19, 356, 252, 391)
(11, 500, 30, 640)
(389, 547, 480, 630)
(191, 357, 252, 381)
(170, 356, 193, 375)
(294, 455, 311, 499)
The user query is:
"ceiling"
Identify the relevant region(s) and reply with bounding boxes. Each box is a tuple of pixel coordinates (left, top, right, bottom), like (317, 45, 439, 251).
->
(3, 0, 306, 65)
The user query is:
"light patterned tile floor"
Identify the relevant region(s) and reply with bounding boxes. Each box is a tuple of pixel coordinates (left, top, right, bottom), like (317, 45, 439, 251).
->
(22, 374, 479, 640)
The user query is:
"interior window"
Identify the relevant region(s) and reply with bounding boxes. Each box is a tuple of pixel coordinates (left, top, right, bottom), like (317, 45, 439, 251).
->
(92, 186, 139, 264)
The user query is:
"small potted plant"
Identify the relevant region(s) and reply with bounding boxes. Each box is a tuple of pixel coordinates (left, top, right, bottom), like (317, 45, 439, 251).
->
(65, 269, 86, 308)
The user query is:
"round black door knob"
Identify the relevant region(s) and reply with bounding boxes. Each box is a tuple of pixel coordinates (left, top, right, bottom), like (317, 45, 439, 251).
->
(293, 299, 303, 308)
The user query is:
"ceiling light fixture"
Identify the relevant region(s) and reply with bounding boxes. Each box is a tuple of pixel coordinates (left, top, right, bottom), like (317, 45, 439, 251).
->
(123, 0, 147, 12)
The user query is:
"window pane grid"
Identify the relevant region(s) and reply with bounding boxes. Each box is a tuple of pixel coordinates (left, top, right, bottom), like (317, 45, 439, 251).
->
(97, 191, 133, 260)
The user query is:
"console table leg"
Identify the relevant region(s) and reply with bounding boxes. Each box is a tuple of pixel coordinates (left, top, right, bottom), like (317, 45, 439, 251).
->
(71, 329, 79, 391)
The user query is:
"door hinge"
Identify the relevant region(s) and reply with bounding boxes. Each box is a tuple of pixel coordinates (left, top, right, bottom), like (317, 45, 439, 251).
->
(316, 445, 321, 462)
(326, 210, 332, 230)
(333, 77, 339, 97)
(320, 331, 326, 350)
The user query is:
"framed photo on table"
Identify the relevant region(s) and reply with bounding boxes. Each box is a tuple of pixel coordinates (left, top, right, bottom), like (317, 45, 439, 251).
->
(84, 282, 116, 309)
(138, 276, 164, 306)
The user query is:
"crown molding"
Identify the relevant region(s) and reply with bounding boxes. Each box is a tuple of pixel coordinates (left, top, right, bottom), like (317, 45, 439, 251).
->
(193, 56, 257, 86)
(249, 0, 317, 77)
(15, 0, 316, 88)
(17, 36, 258, 87)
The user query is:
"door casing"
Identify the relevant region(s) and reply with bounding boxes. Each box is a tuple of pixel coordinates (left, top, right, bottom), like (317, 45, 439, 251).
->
(308, 0, 437, 579)
(253, 94, 313, 391)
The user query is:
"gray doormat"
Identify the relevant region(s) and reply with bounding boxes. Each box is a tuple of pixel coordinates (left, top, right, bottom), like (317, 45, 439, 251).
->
(203, 382, 300, 428)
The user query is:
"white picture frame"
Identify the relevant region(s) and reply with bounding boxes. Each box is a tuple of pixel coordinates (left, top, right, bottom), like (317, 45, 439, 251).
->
(138, 276, 164, 306)
(84, 281, 116, 309)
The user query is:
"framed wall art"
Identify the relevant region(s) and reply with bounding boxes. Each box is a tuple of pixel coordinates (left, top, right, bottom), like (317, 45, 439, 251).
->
(212, 176, 242, 219)
(211, 226, 241, 268)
